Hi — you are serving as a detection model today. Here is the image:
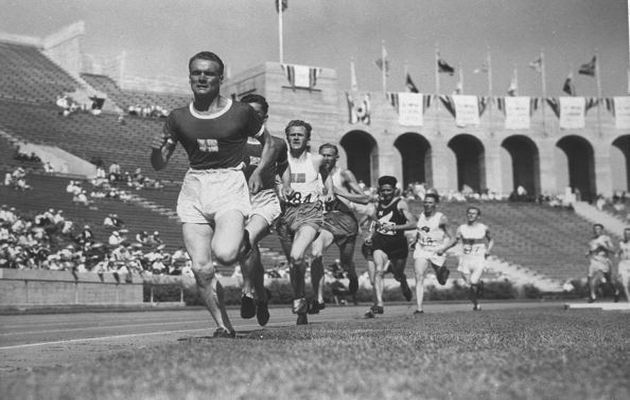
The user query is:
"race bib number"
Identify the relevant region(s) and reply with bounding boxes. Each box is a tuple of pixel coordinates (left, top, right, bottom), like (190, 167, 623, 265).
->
(286, 191, 317, 206)
(197, 139, 219, 153)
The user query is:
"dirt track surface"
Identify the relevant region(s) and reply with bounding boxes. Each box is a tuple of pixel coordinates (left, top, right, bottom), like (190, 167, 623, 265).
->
(0, 301, 562, 376)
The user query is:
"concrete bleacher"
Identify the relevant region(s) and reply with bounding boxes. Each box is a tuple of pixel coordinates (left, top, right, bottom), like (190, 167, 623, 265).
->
(0, 99, 189, 183)
(0, 42, 79, 104)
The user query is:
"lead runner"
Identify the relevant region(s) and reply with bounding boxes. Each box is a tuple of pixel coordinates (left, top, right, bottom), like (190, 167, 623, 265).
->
(150, 51, 276, 338)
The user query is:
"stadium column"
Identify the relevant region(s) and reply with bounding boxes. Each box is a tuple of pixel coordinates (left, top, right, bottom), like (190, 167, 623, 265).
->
(594, 141, 613, 198)
(538, 138, 560, 195)
(484, 141, 504, 195)
(430, 139, 455, 193)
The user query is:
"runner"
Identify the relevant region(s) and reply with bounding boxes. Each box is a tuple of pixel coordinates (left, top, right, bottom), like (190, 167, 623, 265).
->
(364, 176, 417, 319)
(411, 190, 452, 314)
(616, 227, 630, 303)
(150, 51, 276, 338)
(238, 94, 291, 326)
(308, 143, 371, 313)
(275, 120, 333, 325)
(441, 206, 494, 311)
(586, 224, 619, 303)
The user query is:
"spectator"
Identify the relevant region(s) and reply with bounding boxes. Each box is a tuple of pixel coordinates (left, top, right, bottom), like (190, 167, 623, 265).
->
(103, 213, 124, 229)
(108, 162, 122, 182)
(148, 231, 163, 247)
(135, 230, 149, 245)
(43, 161, 55, 174)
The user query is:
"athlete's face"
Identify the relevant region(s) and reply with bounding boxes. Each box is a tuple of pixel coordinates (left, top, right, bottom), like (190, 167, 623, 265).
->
(286, 126, 309, 151)
(319, 147, 338, 168)
(593, 225, 603, 236)
(466, 208, 480, 223)
(247, 102, 268, 123)
(189, 59, 222, 97)
(378, 184, 395, 203)
(423, 196, 437, 213)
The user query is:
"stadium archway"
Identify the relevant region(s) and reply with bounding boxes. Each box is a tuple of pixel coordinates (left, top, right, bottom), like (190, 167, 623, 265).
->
(611, 135, 630, 191)
(448, 134, 485, 192)
(394, 132, 432, 187)
(340, 130, 379, 186)
(501, 135, 540, 195)
(556, 135, 596, 201)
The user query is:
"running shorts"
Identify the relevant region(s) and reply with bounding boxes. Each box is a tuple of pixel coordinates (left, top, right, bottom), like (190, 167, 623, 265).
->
(371, 233, 408, 260)
(413, 247, 446, 267)
(276, 201, 323, 241)
(588, 256, 611, 277)
(177, 168, 251, 224)
(323, 210, 358, 247)
(618, 260, 630, 280)
(250, 188, 282, 225)
(457, 255, 485, 282)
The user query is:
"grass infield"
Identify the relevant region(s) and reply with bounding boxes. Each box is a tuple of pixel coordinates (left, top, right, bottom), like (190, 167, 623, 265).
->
(1, 307, 629, 400)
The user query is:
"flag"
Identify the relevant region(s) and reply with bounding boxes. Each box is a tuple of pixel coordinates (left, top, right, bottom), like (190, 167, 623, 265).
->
(528, 57, 542, 73)
(350, 60, 358, 91)
(507, 69, 518, 96)
(453, 69, 463, 95)
(473, 63, 488, 74)
(405, 73, 419, 93)
(578, 56, 596, 77)
(375, 45, 390, 76)
(275, 0, 287, 13)
(438, 57, 455, 75)
(563, 72, 576, 96)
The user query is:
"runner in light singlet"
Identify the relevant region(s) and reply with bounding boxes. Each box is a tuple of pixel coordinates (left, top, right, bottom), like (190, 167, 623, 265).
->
(308, 143, 372, 313)
(150, 51, 276, 338)
(363, 176, 417, 319)
(616, 228, 630, 303)
(441, 206, 493, 311)
(585, 223, 618, 303)
(275, 120, 333, 325)
(237, 94, 291, 326)
(411, 190, 452, 314)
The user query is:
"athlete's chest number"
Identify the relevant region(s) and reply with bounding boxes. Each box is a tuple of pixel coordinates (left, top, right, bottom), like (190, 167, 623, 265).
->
(197, 139, 219, 153)
(286, 191, 315, 205)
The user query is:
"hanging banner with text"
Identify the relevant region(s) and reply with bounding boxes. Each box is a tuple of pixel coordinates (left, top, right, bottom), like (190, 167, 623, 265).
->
(559, 97, 585, 129)
(614, 96, 630, 129)
(453, 95, 480, 127)
(398, 92, 424, 126)
(504, 96, 531, 130)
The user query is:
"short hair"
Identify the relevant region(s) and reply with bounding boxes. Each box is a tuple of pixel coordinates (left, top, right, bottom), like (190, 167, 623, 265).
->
(378, 175, 397, 188)
(241, 94, 269, 115)
(188, 51, 225, 76)
(285, 120, 312, 139)
(593, 223, 604, 229)
(319, 143, 339, 155)
(467, 206, 481, 215)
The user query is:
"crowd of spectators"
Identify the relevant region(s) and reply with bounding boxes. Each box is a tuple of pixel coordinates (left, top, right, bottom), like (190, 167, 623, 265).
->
(14, 146, 41, 163)
(0, 205, 190, 279)
(92, 161, 165, 191)
(56, 94, 105, 117)
(3, 167, 31, 191)
(127, 104, 169, 119)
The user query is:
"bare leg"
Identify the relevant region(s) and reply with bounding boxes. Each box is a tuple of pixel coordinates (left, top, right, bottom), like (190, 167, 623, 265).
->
(390, 258, 411, 301)
(240, 215, 270, 302)
(182, 223, 233, 333)
(413, 258, 430, 312)
(311, 229, 334, 307)
(339, 237, 359, 303)
(373, 250, 389, 308)
(289, 225, 319, 324)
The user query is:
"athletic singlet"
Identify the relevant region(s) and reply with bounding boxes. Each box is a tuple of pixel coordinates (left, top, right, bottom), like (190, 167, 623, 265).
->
(589, 235, 612, 262)
(285, 151, 321, 205)
(243, 136, 288, 190)
(619, 240, 630, 260)
(161, 99, 264, 170)
(374, 198, 406, 237)
(459, 223, 489, 257)
(322, 167, 353, 213)
(416, 211, 446, 250)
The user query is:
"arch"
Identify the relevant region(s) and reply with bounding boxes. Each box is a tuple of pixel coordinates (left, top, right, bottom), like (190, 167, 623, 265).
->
(340, 130, 379, 186)
(394, 132, 432, 187)
(447, 134, 485, 192)
(612, 135, 630, 191)
(501, 135, 540, 195)
(556, 135, 596, 201)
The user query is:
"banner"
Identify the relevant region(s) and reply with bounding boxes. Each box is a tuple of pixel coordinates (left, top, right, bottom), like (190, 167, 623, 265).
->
(504, 96, 530, 129)
(397, 92, 424, 126)
(452, 95, 480, 127)
(559, 97, 585, 129)
(614, 96, 630, 129)
(281, 64, 321, 89)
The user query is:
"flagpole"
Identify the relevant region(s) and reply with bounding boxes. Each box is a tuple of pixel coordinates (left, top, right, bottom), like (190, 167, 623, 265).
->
(435, 43, 441, 134)
(350, 57, 358, 92)
(487, 46, 493, 134)
(595, 49, 602, 136)
(458, 63, 464, 94)
(541, 49, 547, 135)
(278, 2, 284, 63)
(381, 40, 387, 95)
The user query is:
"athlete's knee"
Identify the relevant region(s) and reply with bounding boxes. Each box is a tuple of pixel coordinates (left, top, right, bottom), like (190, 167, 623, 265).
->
(191, 262, 216, 286)
(375, 269, 385, 279)
(213, 247, 239, 266)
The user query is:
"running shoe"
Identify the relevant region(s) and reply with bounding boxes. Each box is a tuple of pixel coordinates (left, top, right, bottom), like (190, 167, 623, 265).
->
(363, 310, 375, 319)
(413, 310, 424, 315)
(436, 265, 450, 285)
(371, 305, 384, 314)
(296, 313, 308, 325)
(256, 300, 270, 326)
(473, 304, 481, 311)
(308, 300, 326, 314)
(212, 327, 236, 338)
(400, 279, 413, 301)
(292, 298, 309, 314)
(240, 295, 256, 319)
(588, 296, 596, 303)
(614, 291, 620, 303)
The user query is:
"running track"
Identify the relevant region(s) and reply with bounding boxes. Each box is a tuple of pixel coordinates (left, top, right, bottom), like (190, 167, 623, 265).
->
(0, 302, 561, 376)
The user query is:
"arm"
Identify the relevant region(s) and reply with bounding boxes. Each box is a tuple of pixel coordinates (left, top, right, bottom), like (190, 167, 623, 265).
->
(275, 140, 292, 202)
(436, 215, 455, 255)
(333, 170, 373, 204)
(150, 119, 177, 171)
(392, 200, 418, 232)
(485, 228, 494, 257)
(313, 154, 334, 203)
(249, 128, 277, 194)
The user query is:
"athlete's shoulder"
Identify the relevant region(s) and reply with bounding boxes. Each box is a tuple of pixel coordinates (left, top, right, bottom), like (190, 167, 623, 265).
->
(166, 105, 190, 121)
(272, 135, 287, 149)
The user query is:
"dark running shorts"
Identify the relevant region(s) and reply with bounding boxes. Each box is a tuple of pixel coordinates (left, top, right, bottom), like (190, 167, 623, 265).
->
(323, 210, 358, 247)
(276, 201, 323, 242)
(361, 241, 373, 261)
(371, 233, 408, 260)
